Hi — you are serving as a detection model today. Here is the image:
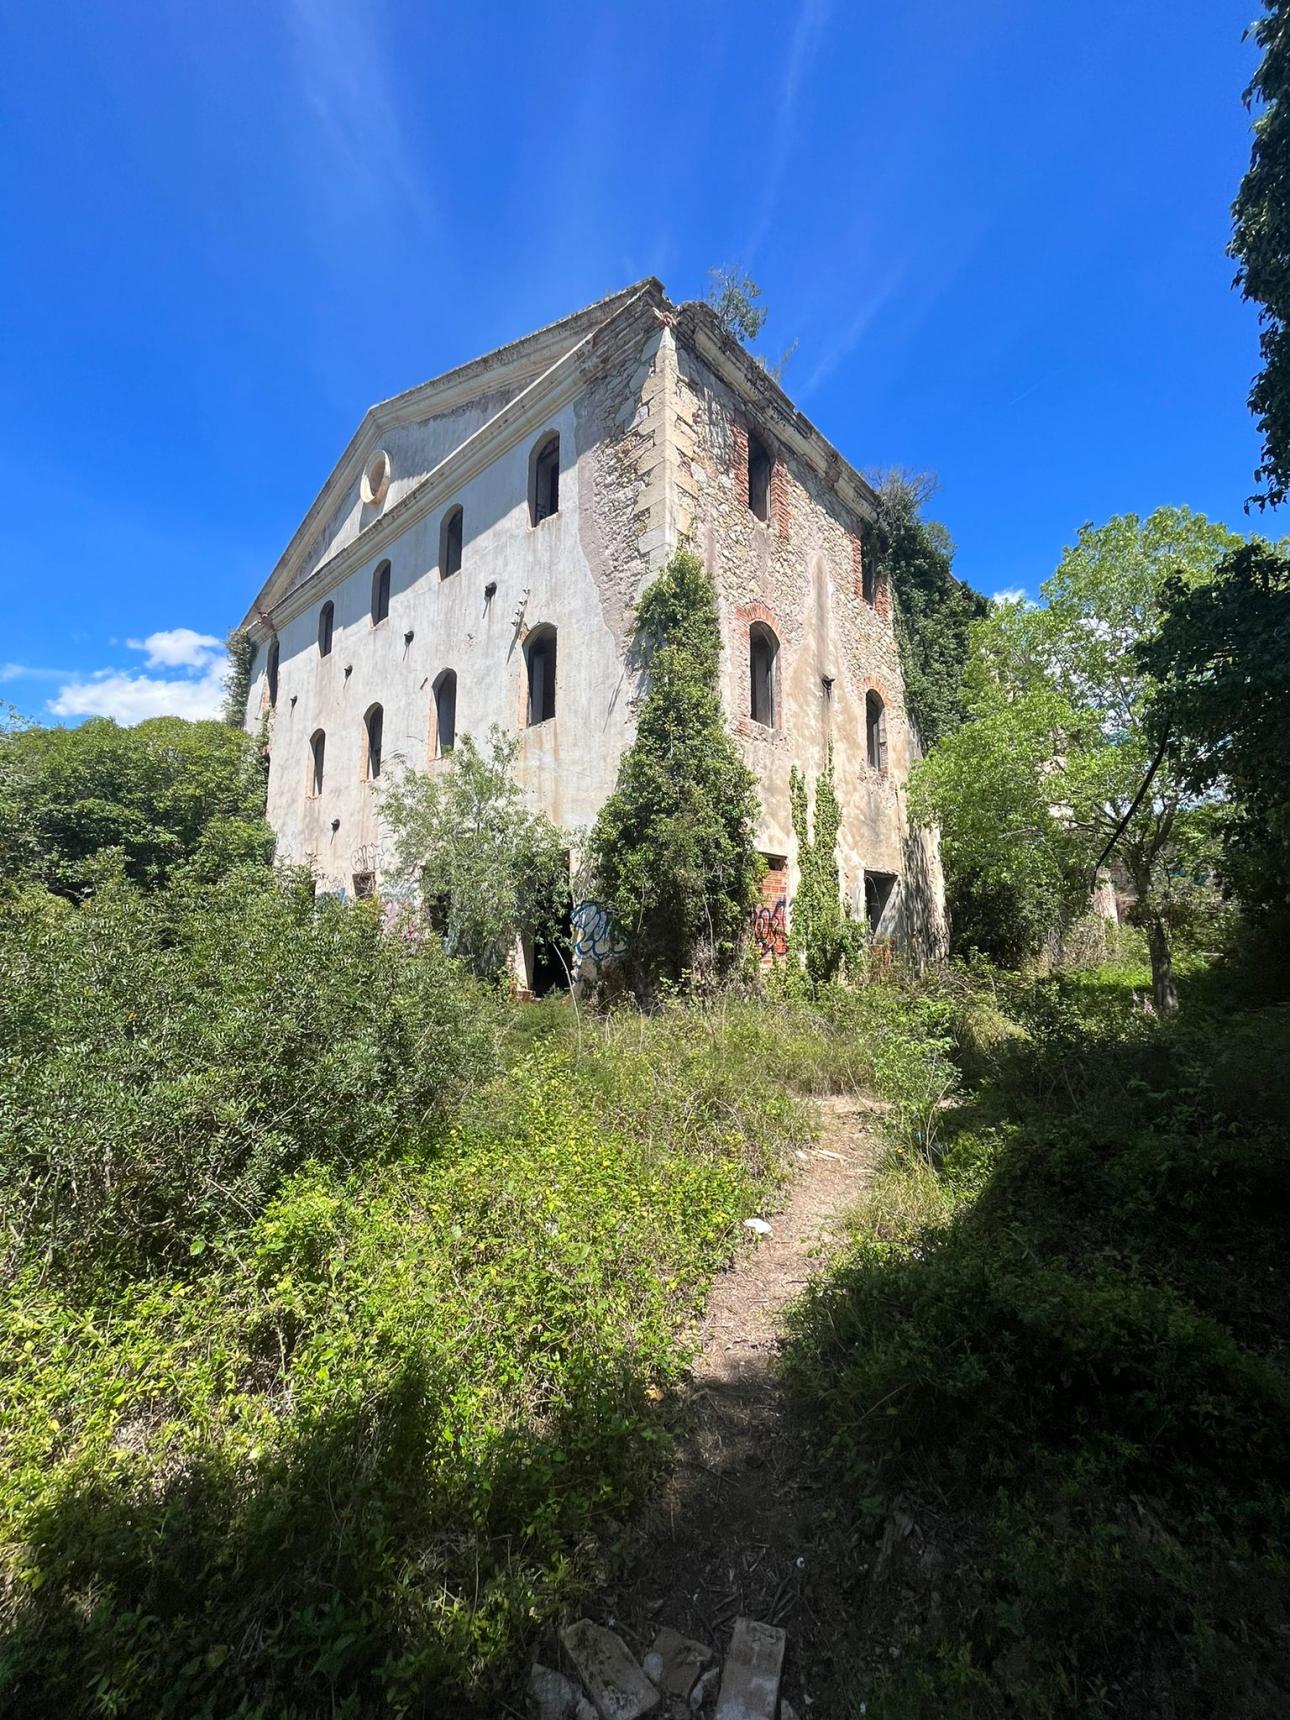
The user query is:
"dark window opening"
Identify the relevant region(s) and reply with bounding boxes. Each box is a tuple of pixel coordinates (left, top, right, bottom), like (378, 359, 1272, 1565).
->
(318, 601, 334, 657)
(309, 728, 325, 796)
(434, 670, 457, 756)
(866, 690, 887, 772)
(861, 550, 877, 607)
(441, 505, 463, 579)
(371, 560, 391, 625)
(266, 639, 280, 708)
(364, 703, 384, 780)
(747, 432, 772, 521)
(865, 871, 897, 934)
(749, 623, 778, 727)
(530, 434, 560, 525)
(352, 871, 376, 901)
(526, 626, 557, 725)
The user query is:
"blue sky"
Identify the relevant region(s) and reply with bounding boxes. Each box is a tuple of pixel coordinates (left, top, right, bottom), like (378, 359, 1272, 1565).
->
(0, 0, 1271, 723)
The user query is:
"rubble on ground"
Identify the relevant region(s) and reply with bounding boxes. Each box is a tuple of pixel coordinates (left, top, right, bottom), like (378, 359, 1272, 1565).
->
(531, 1615, 795, 1720)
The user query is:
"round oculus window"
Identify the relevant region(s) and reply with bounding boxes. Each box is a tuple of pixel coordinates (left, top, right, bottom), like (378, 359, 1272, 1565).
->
(361, 448, 391, 507)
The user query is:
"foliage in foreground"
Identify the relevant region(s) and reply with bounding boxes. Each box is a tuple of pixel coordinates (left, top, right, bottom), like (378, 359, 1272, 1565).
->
(0, 868, 499, 1284)
(1142, 539, 1290, 914)
(588, 548, 761, 994)
(0, 871, 860, 1715)
(786, 950, 1290, 1716)
(1232, 0, 1290, 510)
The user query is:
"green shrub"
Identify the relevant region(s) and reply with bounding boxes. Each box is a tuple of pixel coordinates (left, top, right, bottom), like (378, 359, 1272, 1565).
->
(0, 869, 501, 1280)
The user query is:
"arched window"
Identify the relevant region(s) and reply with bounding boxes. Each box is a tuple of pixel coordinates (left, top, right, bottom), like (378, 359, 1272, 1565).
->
(266, 638, 280, 708)
(525, 625, 557, 725)
(309, 729, 325, 796)
(433, 669, 457, 756)
(371, 560, 391, 625)
(530, 433, 560, 525)
(749, 623, 778, 727)
(747, 431, 772, 522)
(364, 703, 384, 780)
(440, 505, 463, 579)
(862, 551, 877, 608)
(866, 690, 887, 772)
(318, 600, 334, 657)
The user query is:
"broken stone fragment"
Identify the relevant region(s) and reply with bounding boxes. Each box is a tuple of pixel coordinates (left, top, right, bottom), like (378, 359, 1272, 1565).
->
(714, 1617, 786, 1720)
(743, 1217, 772, 1237)
(780, 1702, 799, 1720)
(643, 1626, 716, 1702)
(560, 1619, 661, 1720)
(528, 1662, 582, 1720)
(689, 1665, 720, 1711)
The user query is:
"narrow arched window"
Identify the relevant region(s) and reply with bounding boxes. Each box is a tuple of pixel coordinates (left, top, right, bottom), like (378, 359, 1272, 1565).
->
(530, 434, 560, 525)
(266, 638, 280, 708)
(371, 560, 391, 625)
(318, 601, 334, 657)
(309, 729, 325, 796)
(749, 623, 778, 727)
(525, 625, 557, 725)
(861, 553, 877, 608)
(866, 690, 887, 772)
(364, 703, 384, 780)
(433, 670, 457, 756)
(440, 505, 463, 579)
(747, 432, 772, 522)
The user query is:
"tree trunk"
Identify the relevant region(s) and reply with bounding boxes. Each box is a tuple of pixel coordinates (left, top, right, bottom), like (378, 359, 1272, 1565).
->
(1144, 912, 1178, 1015)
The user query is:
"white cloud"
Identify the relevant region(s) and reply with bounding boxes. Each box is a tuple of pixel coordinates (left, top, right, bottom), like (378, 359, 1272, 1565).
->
(992, 587, 1030, 607)
(46, 628, 229, 725)
(48, 662, 227, 725)
(125, 627, 224, 670)
(0, 662, 69, 683)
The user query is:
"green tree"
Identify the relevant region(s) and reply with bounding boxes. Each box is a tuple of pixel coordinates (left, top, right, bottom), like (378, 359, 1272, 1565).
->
(787, 751, 849, 990)
(705, 265, 768, 345)
(1232, 1, 1290, 508)
(1141, 539, 1290, 911)
(588, 548, 761, 993)
(0, 715, 273, 899)
(912, 508, 1243, 1009)
(381, 725, 570, 983)
(871, 472, 988, 750)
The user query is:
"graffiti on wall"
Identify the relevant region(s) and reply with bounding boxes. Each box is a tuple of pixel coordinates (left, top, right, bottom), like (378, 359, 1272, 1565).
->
(571, 899, 621, 967)
(751, 897, 788, 959)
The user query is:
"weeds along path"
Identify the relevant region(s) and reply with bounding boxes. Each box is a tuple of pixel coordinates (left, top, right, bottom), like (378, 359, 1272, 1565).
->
(605, 1093, 885, 1712)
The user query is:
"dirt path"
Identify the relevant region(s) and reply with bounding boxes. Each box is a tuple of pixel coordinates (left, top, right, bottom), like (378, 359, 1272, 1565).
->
(603, 1094, 885, 1713)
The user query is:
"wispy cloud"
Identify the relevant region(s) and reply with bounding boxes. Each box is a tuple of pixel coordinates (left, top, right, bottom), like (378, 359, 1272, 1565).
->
(992, 587, 1030, 607)
(745, 0, 834, 263)
(0, 663, 69, 684)
(285, 0, 433, 227)
(798, 264, 908, 399)
(44, 631, 228, 725)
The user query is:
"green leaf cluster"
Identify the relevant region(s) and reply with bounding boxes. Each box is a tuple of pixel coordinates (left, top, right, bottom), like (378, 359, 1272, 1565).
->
(787, 751, 850, 991)
(381, 725, 571, 982)
(588, 549, 761, 992)
(0, 715, 273, 900)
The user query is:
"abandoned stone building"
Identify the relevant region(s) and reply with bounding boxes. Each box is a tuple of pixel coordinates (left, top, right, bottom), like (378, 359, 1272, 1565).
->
(239, 278, 947, 981)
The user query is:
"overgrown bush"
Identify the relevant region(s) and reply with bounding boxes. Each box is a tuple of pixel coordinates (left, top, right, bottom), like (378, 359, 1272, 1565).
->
(0, 867, 501, 1280)
(785, 955, 1290, 1715)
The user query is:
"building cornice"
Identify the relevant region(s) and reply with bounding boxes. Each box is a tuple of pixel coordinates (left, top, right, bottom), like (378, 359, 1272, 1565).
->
(672, 302, 881, 529)
(243, 283, 667, 637)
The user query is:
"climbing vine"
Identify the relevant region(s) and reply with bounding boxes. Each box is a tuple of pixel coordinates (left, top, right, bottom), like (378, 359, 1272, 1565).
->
(787, 750, 850, 991)
(223, 628, 256, 729)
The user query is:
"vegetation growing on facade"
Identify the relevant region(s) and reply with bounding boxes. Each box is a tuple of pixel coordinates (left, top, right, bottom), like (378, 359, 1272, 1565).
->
(588, 548, 761, 993)
(222, 627, 256, 727)
(872, 471, 988, 753)
(786, 751, 849, 991)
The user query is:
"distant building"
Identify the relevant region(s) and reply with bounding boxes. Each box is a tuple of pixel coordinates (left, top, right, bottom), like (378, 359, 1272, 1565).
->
(239, 279, 947, 982)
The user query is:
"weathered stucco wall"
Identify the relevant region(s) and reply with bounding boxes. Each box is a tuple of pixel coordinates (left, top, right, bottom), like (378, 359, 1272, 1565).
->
(245, 298, 670, 901)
